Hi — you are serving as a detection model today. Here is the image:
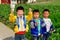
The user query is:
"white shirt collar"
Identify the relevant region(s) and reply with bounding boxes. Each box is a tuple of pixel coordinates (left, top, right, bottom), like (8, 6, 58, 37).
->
(17, 15, 23, 19)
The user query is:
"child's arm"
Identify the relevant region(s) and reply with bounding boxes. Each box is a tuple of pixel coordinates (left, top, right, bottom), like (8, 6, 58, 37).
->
(50, 25, 54, 31)
(40, 19, 46, 37)
(30, 20, 35, 28)
(9, 12, 17, 23)
(50, 20, 55, 33)
(25, 8, 33, 32)
(50, 24, 55, 33)
(14, 24, 19, 33)
(41, 19, 46, 27)
(50, 19, 54, 30)
(25, 8, 33, 21)
(26, 24, 29, 32)
(40, 27, 44, 38)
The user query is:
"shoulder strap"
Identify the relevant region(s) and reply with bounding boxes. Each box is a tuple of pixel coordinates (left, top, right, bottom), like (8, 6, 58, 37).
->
(16, 17, 20, 28)
(40, 18, 44, 24)
(23, 16, 26, 28)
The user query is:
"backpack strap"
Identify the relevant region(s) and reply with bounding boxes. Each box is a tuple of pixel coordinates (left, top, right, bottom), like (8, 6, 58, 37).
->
(16, 16, 26, 28)
(23, 16, 26, 28)
(16, 17, 20, 28)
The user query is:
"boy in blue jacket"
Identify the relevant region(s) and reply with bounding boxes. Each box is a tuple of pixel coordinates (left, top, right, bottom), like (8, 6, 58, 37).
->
(30, 9, 44, 40)
(41, 9, 54, 40)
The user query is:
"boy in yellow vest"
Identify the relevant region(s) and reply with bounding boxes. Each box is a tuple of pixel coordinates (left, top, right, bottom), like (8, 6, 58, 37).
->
(9, 6, 32, 40)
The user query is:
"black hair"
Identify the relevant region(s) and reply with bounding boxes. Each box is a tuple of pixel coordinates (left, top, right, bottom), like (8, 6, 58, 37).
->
(33, 9, 39, 14)
(16, 6, 24, 12)
(43, 9, 50, 13)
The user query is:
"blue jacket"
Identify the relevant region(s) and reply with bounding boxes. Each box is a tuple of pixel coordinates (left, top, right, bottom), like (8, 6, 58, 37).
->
(40, 19, 54, 34)
(16, 16, 26, 30)
(30, 18, 44, 36)
(41, 25, 54, 34)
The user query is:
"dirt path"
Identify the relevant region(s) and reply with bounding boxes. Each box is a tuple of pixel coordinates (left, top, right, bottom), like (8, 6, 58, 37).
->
(0, 22, 14, 40)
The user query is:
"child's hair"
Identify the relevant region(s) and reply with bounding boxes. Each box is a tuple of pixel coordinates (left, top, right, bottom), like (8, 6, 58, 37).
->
(43, 9, 50, 13)
(33, 9, 39, 14)
(16, 6, 24, 12)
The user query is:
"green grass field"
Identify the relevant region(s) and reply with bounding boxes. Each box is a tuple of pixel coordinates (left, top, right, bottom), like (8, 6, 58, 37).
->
(0, 0, 60, 40)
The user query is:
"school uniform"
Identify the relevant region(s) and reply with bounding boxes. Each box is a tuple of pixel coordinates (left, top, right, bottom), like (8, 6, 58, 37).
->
(41, 18, 54, 40)
(30, 18, 44, 40)
(15, 16, 26, 40)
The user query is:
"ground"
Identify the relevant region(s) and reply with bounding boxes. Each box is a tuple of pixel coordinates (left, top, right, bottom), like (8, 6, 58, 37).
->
(0, 22, 14, 40)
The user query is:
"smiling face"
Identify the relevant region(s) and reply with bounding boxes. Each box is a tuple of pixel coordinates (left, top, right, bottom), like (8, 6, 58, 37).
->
(16, 6, 24, 17)
(17, 10, 24, 17)
(33, 12, 39, 19)
(43, 11, 49, 18)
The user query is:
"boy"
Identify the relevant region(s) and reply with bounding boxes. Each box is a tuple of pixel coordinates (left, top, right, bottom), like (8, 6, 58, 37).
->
(41, 9, 54, 40)
(30, 9, 43, 40)
(9, 6, 32, 40)
(14, 6, 26, 40)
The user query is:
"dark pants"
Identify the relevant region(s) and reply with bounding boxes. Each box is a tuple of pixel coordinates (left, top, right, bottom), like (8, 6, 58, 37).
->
(42, 32, 50, 40)
(15, 34, 26, 40)
(32, 35, 40, 40)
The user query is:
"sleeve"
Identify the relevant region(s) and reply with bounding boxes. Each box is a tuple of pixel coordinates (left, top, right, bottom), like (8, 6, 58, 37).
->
(50, 25, 54, 31)
(40, 27, 44, 34)
(25, 12, 33, 21)
(41, 19, 46, 27)
(14, 24, 19, 33)
(40, 19, 46, 34)
(30, 20, 35, 28)
(9, 13, 17, 23)
(40, 25, 46, 34)
(50, 19, 54, 31)
(26, 24, 29, 32)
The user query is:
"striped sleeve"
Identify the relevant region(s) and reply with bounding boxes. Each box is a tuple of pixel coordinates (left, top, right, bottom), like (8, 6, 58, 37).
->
(30, 20, 35, 28)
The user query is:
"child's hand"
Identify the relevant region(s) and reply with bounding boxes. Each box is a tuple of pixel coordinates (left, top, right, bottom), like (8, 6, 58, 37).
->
(42, 23, 46, 27)
(49, 31, 52, 33)
(35, 22, 38, 26)
(41, 34, 43, 38)
(14, 24, 19, 33)
(29, 8, 32, 12)
(50, 29, 56, 33)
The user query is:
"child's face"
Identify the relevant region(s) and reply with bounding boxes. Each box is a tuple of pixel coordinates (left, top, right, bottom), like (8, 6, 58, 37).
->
(43, 11, 49, 18)
(17, 10, 24, 17)
(33, 12, 39, 19)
